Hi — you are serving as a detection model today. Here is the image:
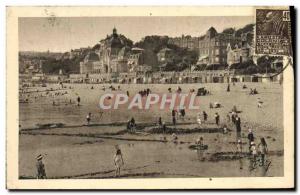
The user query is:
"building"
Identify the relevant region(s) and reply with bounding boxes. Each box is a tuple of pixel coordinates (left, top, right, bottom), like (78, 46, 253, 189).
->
(157, 48, 174, 64)
(20, 58, 44, 75)
(45, 74, 68, 83)
(168, 35, 199, 51)
(80, 27, 137, 75)
(226, 32, 255, 67)
(128, 47, 145, 72)
(226, 43, 253, 67)
(80, 52, 101, 74)
(97, 27, 130, 74)
(197, 27, 241, 65)
(79, 28, 153, 77)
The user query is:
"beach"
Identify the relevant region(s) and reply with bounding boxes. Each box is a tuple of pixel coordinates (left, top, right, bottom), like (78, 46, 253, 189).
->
(19, 82, 284, 178)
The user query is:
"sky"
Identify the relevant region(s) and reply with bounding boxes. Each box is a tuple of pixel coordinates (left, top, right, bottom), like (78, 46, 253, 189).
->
(19, 16, 253, 52)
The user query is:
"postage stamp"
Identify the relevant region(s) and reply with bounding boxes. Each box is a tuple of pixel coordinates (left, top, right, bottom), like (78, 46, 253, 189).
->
(6, 6, 294, 190)
(256, 9, 292, 55)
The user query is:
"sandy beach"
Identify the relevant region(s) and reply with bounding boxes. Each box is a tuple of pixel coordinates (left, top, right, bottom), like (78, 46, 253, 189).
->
(19, 82, 283, 178)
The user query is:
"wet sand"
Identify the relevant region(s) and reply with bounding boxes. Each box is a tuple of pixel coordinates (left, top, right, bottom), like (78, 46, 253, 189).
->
(19, 82, 283, 178)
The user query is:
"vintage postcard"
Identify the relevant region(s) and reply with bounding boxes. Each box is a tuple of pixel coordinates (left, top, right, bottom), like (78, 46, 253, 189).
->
(6, 6, 294, 189)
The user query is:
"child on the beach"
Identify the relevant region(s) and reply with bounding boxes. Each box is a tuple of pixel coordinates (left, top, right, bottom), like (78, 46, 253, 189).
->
(195, 136, 203, 147)
(258, 137, 268, 166)
(114, 146, 124, 177)
(197, 112, 202, 126)
(36, 154, 47, 179)
(86, 113, 91, 125)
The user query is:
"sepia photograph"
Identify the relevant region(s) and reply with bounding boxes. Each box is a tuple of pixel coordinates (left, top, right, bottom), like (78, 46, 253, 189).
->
(6, 6, 295, 189)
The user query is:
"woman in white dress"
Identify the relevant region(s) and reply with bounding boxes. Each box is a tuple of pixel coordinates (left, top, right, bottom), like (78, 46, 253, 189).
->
(114, 147, 124, 177)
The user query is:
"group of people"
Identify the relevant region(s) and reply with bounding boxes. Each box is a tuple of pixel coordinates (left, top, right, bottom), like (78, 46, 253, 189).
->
(229, 111, 241, 139)
(33, 83, 272, 178)
(138, 88, 151, 97)
(19, 86, 70, 104)
(197, 111, 207, 125)
(235, 128, 269, 168)
(170, 108, 186, 126)
(167, 86, 182, 94)
(249, 88, 258, 95)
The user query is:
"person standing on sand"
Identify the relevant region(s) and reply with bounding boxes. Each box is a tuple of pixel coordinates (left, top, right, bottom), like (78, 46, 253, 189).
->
(172, 109, 177, 126)
(86, 113, 91, 125)
(162, 122, 166, 134)
(203, 111, 208, 122)
(114, 146, 124, 178)
(250, 142, 257, 162)
(129, 117, 136, 132)
(126, 120, 131, 132)
(36, 154, 47, 179)
(258, 137, 268, 166)
(179, 108, 185, 121)
(247, 129, 255, 152)
(172, 116, 176, 127)
(77, 96, 81, 106)
(223, 125, 228, 134)
(231, 112, 236, 124)
(196, 136, 203, 147)
(158, 117, 162, 127)
(197, 112, 202, 126)
(235, 115, 241, 139)
(215, 112, 220, 126)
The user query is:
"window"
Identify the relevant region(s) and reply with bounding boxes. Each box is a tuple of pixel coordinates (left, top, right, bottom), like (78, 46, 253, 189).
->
(215, 57, 219, 62)
(215, 49, 219, 55)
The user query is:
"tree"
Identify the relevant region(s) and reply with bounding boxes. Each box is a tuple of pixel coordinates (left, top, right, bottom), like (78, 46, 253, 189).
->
(222, 28, 235, 34)
(235, 24, 255, 37)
